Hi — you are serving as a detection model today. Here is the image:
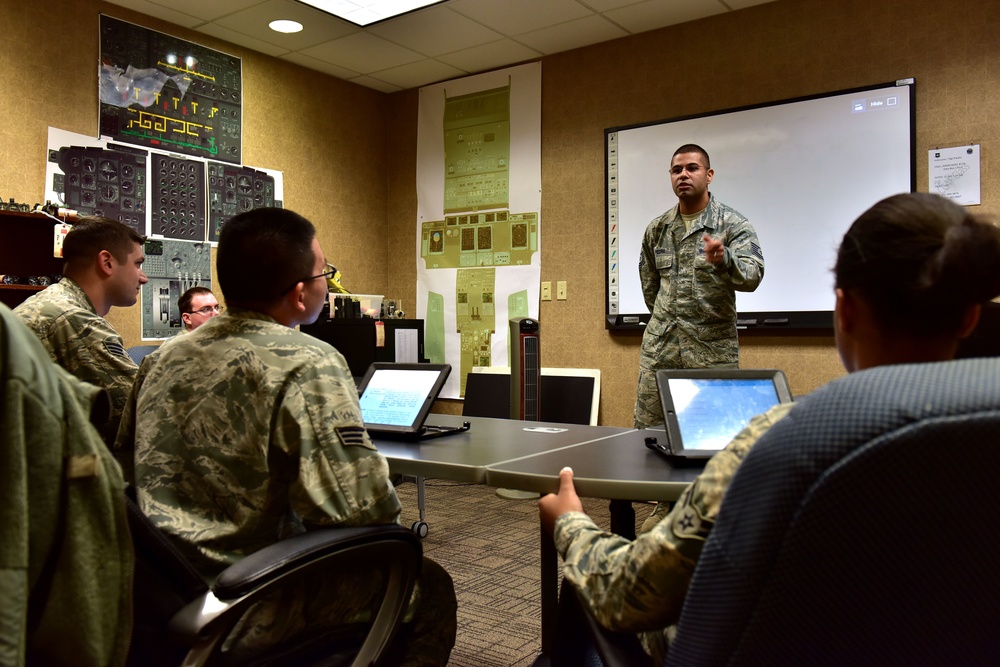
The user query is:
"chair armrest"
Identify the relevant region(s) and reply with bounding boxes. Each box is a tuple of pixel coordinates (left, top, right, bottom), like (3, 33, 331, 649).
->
(214, 524, 421, 599)
(169, 524, 422, 666)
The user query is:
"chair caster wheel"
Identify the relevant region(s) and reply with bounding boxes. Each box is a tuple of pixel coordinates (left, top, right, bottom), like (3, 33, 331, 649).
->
(411, 521, 429, 538)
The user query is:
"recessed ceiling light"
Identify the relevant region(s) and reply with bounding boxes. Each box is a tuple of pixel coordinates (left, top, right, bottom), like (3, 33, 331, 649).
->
(296, 0, 447, 27)
(269, 19, 304, 33)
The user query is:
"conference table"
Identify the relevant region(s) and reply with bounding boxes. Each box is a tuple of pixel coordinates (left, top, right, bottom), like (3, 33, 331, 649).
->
(372, 413, 705, 665)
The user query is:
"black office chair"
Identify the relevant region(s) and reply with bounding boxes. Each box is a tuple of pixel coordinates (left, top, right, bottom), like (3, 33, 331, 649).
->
(127, 489, 423, 667)
(462, 367, 601, 425)
(463, 367, 602, 501)
(565, 358, 1000, 666)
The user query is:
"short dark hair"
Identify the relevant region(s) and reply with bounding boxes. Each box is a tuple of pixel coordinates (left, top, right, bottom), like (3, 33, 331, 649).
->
(62, 216, 146, 270)
(178, 286, 214, 314)
(216, 208, 317, 308)
(672, 144, 711, 169)
(835, 192, 1000, 336)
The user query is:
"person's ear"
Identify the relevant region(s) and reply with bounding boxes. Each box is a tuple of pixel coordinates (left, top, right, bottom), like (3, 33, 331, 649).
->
(705, 167, 714, 185)
(97, 250, 115, 277)
(181, 312, 192, 329)
(286, 282, 308, 314)
(958, 303, 982, 339)
(834, 288, 855, 334)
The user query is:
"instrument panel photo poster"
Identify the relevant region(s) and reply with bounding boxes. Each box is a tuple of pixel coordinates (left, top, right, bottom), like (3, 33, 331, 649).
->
(44, 127, 284, 245)
(415, 63, 542, 399)
(43, 126, 284, 340)
(98, 15, 243, 165)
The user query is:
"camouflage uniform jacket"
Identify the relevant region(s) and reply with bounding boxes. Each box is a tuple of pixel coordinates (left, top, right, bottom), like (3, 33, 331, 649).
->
(638, 194, 764, 369)
(554, 402, 794, 663)
(13, 277, 137, 440)
(117, 309, 402, 579)
(1, 304, 132, 667)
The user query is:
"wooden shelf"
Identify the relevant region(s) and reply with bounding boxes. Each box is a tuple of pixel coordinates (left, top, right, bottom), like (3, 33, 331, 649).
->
(0, 209, 67, 308)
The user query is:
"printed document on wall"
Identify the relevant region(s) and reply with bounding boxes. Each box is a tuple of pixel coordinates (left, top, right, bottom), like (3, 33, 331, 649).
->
(929, 145, 980, 205)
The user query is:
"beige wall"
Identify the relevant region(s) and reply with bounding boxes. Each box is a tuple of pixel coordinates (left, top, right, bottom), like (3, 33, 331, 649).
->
(4, 0, 999, 427)
(0, 0, 390, 352)
(389, 0, 1000, 425)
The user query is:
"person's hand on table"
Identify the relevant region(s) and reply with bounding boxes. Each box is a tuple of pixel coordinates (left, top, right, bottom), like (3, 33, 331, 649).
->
(539, 467, 584, 536)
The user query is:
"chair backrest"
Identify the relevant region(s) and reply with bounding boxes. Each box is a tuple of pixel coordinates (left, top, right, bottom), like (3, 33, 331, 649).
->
(463, 367, 601, 425)
(127, 345, 159, 365)
(667, 358, 1000, 666)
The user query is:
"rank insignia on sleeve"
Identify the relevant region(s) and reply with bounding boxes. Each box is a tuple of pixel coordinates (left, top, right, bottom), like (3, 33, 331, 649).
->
(336, 426, 368, 447)
(104, 339, 127, 359)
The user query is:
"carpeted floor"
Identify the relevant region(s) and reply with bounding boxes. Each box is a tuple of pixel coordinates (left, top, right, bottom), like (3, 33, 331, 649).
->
(395, 479, 654, 667)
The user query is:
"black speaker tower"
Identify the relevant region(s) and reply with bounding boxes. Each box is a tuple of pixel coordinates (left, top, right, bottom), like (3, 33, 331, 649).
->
(510, 317, 540, 420)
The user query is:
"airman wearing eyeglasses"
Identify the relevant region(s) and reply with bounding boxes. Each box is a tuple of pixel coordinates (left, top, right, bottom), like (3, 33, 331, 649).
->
(178, 286, 221, 331)
(117, 207, 456, 666)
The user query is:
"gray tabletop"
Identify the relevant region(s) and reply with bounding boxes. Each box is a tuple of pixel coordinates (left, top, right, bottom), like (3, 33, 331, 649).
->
(372, 413, 632, 484)
(485, 427, 703, 501)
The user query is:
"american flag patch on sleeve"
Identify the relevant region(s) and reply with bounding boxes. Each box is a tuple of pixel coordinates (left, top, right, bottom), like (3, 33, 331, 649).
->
(751, 242, 763, 260)
(336, 426, 368, 447)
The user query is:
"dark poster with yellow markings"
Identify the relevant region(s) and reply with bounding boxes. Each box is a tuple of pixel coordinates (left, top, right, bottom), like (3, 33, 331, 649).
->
(98, 15, 242, 164)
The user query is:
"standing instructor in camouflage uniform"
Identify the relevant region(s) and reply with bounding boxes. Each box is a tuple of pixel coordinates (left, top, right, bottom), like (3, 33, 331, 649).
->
(634, 144, 764, 428)
(116, 208, 456, 665)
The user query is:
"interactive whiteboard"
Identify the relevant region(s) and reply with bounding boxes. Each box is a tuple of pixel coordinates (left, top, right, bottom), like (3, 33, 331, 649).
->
(606, 80, 915, 330)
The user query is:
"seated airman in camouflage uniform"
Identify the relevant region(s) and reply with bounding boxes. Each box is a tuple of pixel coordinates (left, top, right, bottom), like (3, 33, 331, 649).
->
(116, 207, 456, 665)
(542, 192, 1000, 665)
(14, 215, 147, 443)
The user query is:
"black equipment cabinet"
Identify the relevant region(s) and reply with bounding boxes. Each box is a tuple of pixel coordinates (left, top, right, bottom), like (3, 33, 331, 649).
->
(301, 317, 428, 379)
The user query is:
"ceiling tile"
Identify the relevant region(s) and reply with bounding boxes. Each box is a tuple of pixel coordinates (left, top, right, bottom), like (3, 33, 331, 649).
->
(211, 0, 358, 49)
(368, 58, 468, 89)
(195, 23, 290, 56)
(436, 39, 542, 73)
(280, 51, 362, 79)
(603, 0, 728, 34)
(514, 14, 628, 55)
(579, 0, 648, 11)
(366, 6, 503, 57)
(344, 74, 405, 93)
(300, 32, 424, 73)
(448, 0, 593, 36)
(143, 0, 270, 23)
(103, 0, 783, 92)
(102, 0, 205, 28)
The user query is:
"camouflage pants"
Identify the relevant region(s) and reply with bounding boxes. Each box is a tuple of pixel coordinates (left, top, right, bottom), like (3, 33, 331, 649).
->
(634, 329, 739, 429)
(222, 555, 457, 666)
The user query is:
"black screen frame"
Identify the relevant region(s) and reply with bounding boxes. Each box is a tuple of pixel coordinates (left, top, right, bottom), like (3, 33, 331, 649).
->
(655, 368, 793, 459)
(605, 80, 917, 331)
(357, 362, 451, 434)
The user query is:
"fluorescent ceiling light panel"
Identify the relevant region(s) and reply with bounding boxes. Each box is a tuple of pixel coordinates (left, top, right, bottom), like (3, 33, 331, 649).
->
(296, 0, 447, 27)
